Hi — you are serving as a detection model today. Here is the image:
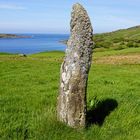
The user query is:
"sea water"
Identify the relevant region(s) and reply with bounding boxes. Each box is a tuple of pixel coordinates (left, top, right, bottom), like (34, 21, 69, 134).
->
(0, 34, 69, 54)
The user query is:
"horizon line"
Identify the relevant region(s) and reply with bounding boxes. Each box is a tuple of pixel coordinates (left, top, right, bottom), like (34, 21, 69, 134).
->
(0, 24, 139, 35)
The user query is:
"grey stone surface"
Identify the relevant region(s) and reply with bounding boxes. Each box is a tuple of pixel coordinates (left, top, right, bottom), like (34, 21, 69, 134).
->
(57, 3, 94, 128)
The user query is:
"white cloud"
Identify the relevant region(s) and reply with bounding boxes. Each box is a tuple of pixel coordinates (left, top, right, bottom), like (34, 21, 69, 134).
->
(0, 4, 26, 10)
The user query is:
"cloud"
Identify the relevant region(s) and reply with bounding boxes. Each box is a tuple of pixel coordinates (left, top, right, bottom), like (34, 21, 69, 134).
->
(0, 4, 26, 10)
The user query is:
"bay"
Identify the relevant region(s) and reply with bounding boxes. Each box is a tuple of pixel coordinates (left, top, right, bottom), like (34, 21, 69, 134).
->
(0, 34, 69, 54)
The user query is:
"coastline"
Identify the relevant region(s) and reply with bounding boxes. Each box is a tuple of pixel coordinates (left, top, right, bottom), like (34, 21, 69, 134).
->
(59, 40, 68, 45)
(0, 34, 31, 39)
(0, 50, 65, 55)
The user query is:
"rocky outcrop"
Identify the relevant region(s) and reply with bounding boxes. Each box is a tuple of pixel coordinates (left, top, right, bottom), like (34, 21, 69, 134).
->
(57, 3, 94, 128)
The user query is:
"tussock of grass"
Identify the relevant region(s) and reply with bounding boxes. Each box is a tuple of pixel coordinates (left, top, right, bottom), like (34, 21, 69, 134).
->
(0, 48, 140, 140)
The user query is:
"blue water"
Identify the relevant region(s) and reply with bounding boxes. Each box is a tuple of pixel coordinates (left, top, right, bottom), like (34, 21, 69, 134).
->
(0, 34, 69, 54)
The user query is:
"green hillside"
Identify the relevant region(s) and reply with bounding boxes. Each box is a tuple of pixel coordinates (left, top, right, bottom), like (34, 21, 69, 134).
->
(94, 25, 140, 51)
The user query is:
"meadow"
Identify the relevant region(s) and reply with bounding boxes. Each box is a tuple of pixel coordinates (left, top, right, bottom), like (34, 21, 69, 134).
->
(0, 47, 140, 140)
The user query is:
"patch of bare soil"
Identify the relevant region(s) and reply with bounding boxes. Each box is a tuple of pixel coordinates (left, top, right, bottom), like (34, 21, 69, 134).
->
(94, 54, 140, 65)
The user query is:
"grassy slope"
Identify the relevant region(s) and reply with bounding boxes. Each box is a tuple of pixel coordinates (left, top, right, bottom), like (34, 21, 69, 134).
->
(0, 49, 140, 140)
(94, 25, 140, 51)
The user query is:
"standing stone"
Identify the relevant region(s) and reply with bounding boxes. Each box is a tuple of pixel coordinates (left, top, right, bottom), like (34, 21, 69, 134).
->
(57, 3, 94, 128)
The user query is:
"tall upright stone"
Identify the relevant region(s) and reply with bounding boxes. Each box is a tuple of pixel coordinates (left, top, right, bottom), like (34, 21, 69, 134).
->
(57, 3, 94, 128)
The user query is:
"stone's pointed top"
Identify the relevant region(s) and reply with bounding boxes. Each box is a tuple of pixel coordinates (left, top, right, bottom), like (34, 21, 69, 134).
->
(73, 3, 83, 7)
(72, 3, 85, 10)
(70, 3, 93, 34)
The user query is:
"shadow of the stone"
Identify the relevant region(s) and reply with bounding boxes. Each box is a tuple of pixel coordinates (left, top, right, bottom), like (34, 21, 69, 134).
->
(87, 98, 118, 127)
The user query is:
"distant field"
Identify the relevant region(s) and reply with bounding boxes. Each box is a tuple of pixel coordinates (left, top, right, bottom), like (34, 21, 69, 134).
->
(0, 48, 140, 140)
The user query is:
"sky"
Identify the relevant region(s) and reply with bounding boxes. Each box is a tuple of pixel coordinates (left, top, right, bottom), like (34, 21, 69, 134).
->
(0, 0, 140, 34)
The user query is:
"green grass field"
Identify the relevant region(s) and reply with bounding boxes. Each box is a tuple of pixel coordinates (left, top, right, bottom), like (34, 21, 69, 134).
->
(0, 48, 140, 140)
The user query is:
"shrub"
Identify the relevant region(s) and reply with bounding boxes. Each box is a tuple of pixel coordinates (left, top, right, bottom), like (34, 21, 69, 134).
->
(113, 37, 124, 43)
(127, 42, 134, 48)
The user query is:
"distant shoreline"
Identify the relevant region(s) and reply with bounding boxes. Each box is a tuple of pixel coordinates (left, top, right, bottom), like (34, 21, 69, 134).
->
(59, 40, 68, 45)
(0, 50, 65, 55)
(0, 34, 31, 39)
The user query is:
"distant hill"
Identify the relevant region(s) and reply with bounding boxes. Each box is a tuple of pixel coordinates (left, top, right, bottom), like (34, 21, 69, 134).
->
(0, 34, 18, 38)
(94, 25, 140, 51)
(0, 34, 31, 39)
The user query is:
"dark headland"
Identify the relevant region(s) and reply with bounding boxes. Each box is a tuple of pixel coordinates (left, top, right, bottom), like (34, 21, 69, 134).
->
(0, 34, 31, 39)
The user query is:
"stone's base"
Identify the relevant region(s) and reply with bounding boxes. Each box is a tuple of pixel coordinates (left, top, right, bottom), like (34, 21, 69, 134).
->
(58, 63, 87, 128)
(57, 3, 94, 128)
